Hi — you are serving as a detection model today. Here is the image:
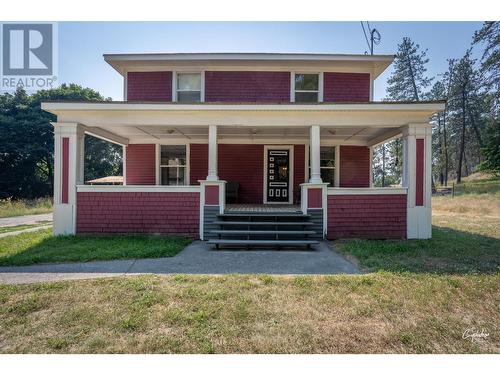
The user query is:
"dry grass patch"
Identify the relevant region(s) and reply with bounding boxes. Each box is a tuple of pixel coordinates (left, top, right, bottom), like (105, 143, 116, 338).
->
(433, 194, 500, 220)
(0, 198, 52, 218)
(0, 274, 498, 354)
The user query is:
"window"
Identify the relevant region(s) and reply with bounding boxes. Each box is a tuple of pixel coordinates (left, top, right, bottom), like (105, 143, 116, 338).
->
(160, 145, 186, 185)
(176, 73, 201, 102)
(294, 73, 319, 102)
(309, 146, 336, 186)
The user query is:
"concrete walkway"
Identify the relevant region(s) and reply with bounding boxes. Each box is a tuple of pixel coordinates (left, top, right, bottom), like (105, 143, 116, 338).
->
(0, 213, 53, 227)
(0, 241, 359, 284)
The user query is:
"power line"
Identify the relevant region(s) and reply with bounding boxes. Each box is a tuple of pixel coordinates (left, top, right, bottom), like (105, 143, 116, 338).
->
(360, 21, 371, 52)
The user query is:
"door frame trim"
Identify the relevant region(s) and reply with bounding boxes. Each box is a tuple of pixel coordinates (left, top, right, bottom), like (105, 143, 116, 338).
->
(263, 145, 294, 204)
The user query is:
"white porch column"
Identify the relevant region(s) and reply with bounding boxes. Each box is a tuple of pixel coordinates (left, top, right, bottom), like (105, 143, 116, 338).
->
(207, 125, 219, 181)
(402, 123, 432, 239)
(52, 122, 85, 235)
(309, 125, 322, 183)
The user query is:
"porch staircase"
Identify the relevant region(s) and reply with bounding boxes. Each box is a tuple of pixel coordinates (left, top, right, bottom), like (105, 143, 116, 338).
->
(207, 212, 320, 250)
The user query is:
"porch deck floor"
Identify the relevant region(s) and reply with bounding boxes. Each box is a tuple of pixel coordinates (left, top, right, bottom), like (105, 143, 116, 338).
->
(225, 204, 301, 213)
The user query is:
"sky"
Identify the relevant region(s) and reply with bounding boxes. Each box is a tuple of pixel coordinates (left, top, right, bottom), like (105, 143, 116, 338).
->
(54, 21, 484, 100)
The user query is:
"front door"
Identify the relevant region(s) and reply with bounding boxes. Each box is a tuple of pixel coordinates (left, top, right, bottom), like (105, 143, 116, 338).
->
(266, 149, 290, 203)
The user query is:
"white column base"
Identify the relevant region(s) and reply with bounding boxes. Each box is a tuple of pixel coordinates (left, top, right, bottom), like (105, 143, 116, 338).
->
(53, 204, 75, 235)
(407, 206, 432, 239)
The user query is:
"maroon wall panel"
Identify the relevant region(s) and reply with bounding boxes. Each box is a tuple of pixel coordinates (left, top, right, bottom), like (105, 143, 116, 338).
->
(77, 192, 199, 237)
(293, 144, 305, 203)
(327, 194, 407, 239)
(323, 72, 370, 102)
(308, 188, 322, 208)
(416, 138, 424, 206)
(61, 137, 69, 204)
(126, 144, 156, 185)
(190, 144, 264, 204)
(205, 71, 290, 102)
(205, 185, 219, 205)
(340, 146, 370, 187)
(189, 144, 208, 184)
(127, 71, 172, 101)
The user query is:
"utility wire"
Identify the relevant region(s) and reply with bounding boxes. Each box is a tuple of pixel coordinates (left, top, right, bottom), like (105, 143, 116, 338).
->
(360, 21, 371, 52)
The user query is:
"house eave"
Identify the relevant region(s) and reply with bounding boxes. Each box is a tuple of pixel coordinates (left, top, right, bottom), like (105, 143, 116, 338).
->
(41, 101, 445, 115)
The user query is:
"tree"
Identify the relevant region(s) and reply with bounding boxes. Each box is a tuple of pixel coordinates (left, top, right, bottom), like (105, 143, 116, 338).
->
(375, 37, 433, 187)
(473, 21, 499, 118)
(447, 50, 482, 183)
(386, 37, 433, 101)
(0, 84, 122, 199)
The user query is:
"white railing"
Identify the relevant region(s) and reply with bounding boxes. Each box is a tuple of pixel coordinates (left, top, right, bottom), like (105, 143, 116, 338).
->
(327, 187, 407, 195)
(76, 185, 201, 193)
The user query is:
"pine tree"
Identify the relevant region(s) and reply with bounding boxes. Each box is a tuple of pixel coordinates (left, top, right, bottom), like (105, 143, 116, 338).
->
(473, 21, 499, 118)
(386, 37, 433, 101)
(377, 37, 433, 187)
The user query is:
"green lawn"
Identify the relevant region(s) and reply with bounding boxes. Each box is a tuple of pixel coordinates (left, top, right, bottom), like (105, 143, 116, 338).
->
(0, 229, 191, 266)
(339, 188, 500, 274)
(0, 222, 52, 235)
(0, 198, 53, 218)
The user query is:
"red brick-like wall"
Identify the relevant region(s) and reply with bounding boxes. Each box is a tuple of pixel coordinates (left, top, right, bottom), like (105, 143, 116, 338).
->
(76, 192, 199, 237)
(293, 145, 305, 203)
(127, 71, 172, 101)
(327, 194, 407, 239)
(190, 144, 264, 204)
(323, 73, 370, 102)
(61, 137, 69, 204)
(190, 144, 306, 204)
(416, 138, 424, 206)
(125, 144, 156, 185)
(205, 71, 290, 102)
(340, 146, 370, 187)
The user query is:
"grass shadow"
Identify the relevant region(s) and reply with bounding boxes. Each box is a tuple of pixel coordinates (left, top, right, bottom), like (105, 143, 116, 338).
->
(337, 225, 500, 275)
(0, 229, 192, 267)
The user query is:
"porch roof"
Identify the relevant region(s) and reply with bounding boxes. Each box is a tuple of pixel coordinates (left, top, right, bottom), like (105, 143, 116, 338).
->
(42, 101, 444, 146)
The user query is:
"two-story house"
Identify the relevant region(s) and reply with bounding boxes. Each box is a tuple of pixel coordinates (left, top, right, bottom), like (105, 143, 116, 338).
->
(42, 53, 444, 247)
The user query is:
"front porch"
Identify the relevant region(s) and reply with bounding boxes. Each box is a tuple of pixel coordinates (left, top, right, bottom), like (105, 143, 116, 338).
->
(42, 101, 443, 240)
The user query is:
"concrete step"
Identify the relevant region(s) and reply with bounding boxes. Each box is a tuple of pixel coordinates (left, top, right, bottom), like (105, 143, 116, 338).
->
(207, 239, 319, 248)
(212, 221, 314, 226)
(210, 230, 316, 235)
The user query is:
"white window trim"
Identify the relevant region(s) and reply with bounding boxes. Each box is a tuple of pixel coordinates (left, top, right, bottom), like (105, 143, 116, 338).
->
(263, 145, 294, 205)
(173, 71, 205, 103)
(307, 145, 337, 187)
(292, 72, 323, 103)
(157, 144, 190, 186)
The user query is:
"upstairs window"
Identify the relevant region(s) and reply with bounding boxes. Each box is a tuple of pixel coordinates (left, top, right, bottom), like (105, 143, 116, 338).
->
(176, 73, 201, 103)
(294, 73, 319, 102)
(160, 145, 186, 185)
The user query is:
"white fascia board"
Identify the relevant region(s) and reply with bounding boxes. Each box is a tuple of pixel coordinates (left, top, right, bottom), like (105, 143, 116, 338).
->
(41, 102, 446, 113)
(77, 185, 200, 193)
(104, 52, 395, 63)
(327, 187, 408, 195)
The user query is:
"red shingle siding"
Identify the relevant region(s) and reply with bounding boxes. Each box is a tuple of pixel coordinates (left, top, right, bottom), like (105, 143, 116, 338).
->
(323, 73, 370, 102)
(125, 144, 156, 185)
(416, 138, 424, 206)
(127, 71, 172, 101)
(340, 146, 370, 187)
(76, 192, 199, 237)
(205, 71, 290, 102)
(61, 137, 69, 204)
(190, 144, 264, 204)
(293, 145, 305, 203)
(327, 194, 407, 239)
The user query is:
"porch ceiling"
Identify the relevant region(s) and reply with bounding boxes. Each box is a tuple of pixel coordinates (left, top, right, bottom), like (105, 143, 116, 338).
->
(89, 124, 400, 145)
